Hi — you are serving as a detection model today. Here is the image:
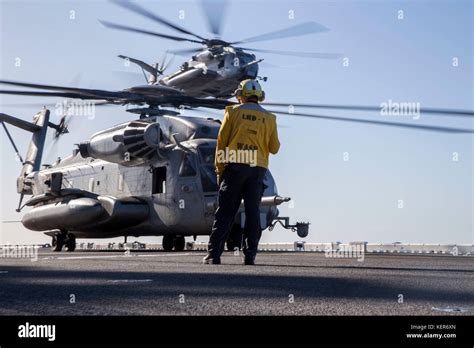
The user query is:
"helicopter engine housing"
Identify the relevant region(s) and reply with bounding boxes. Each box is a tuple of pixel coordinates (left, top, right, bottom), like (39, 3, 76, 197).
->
(79, 120, 162, 165)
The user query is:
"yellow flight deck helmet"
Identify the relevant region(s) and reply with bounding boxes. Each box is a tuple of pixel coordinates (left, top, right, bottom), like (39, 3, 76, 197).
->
(234, 79, 265, 102)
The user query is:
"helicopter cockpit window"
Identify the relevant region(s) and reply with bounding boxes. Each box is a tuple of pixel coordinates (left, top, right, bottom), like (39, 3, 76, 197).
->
(240, 55, 258, 79)
(198, 148, 218, 192)
(200, 166, 218, 193)
(179, 152, 197, 177)
(198, 147, 215, 165)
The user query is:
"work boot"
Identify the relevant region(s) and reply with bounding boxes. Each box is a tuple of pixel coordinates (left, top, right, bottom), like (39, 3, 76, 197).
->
(203, 254, 221, 265)
(243, 254, 256, 265)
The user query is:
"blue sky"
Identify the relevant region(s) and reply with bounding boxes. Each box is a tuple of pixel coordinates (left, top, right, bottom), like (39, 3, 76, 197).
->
(0, 0, 473, 245)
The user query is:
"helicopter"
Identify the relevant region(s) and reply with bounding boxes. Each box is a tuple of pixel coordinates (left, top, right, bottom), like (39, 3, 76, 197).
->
(0, 104, 309, 252)
(99, 0, 341, 98)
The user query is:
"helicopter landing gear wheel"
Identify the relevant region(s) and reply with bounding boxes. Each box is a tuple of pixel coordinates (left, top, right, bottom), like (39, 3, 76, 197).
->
(65, 233, 76, 252)
(226, 224, 243, 251)
(52, 231, 66, 252)
(173, 236, 185, 252)
(162, 235, 174, 252)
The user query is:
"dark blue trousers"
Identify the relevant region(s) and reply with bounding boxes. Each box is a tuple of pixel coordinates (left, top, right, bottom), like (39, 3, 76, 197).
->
(208, 163, 267, 259)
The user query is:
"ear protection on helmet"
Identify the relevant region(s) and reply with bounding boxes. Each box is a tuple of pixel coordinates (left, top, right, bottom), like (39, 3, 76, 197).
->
(234, 86, 243, 98)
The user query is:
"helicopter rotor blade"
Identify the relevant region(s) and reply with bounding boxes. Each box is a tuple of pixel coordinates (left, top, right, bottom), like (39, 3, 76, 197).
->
(161, 52, 176, 73)
(1, 102, 58, 108)
(185, 106, 224, 118)
(0, 78, 239, 111)
(0, 90, 110, 100)
(167, 47, 203, 56)
(0, 89, 169, 108)
(0, 100, 116, 109)
(0, 79, 134, 99)
(232, 21, 329, 45)
(266, 109, 474, 134)
(0, 75, 120, 107)
(45, 114, 62, 160)
(99, 20, 203, 44)
(109, 0, 207, 41)
(45, 132, 61, 162)
(0, 79, 173, 108)
(263, 102, 474, 117)
(200, 0, 228, 36)
(0, 86, 233, 110)
(239, 47, 341, 59)
(158, 51, 167, 72)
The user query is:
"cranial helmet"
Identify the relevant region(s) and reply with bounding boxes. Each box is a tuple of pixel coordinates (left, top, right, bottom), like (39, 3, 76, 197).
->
(234, 79, 265, 102)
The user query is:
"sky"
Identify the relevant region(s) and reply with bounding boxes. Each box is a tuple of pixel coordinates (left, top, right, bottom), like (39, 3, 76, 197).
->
(0, 0, 473, 245)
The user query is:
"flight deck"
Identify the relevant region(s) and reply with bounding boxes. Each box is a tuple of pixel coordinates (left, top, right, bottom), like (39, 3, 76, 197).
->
(1, 248, 472, 316)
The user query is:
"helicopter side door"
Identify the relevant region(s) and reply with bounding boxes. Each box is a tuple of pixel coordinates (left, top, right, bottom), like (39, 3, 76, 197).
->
(196, 146, 220, 228)
(173, 150, 209, 234)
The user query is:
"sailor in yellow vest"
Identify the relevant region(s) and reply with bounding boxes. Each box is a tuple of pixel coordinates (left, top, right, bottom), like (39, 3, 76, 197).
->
(204, 79, 280, 265)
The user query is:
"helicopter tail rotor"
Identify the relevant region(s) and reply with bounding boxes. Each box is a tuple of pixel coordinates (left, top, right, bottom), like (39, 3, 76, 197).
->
(117, 53, 175, 85)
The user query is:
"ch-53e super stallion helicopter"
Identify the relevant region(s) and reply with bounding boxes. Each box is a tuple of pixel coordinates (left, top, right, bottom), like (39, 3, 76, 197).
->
(0, 93, 310, 252)
(100, 0, 341, 98)
(1, 76, 474, 252)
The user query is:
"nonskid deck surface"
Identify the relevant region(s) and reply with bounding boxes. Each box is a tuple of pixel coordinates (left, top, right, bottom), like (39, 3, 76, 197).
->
(0, 250, 473, 315)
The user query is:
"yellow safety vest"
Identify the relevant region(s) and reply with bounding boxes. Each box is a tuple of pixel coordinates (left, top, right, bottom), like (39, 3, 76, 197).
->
(215, 102, 280, 176)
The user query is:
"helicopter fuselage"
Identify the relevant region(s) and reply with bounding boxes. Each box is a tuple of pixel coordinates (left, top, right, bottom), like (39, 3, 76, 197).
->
(160, 47, 259, 98)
